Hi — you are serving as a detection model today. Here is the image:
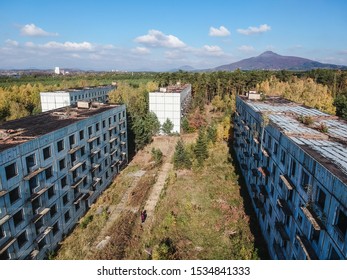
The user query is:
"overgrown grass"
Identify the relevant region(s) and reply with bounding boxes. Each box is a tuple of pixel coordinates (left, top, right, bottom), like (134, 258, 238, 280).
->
(54, 165, 140, 260)
(127, 142, 261, 260)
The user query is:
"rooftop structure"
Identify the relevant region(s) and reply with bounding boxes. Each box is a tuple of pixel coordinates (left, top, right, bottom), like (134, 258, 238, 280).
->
(0, 103, 128, 259)
(149, 84, 191, 133)
(40, 85, 115, 112)
(234, 95, 347, 260)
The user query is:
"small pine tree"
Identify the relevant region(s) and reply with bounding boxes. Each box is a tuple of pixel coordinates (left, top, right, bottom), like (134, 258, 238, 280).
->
(206, 125, 217, 144)
(151, 147, 163, 165)
(194, 129, 208, 166)
(173, 139, 191, 169)
(162, 118, 174, 135)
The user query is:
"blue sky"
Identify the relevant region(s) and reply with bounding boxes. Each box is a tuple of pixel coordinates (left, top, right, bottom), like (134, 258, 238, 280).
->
(0, 0, 346, 71)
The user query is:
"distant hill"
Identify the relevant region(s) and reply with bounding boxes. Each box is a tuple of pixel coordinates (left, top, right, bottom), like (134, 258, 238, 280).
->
(213, 51, 347, 71)
(169, 65, 195, 72)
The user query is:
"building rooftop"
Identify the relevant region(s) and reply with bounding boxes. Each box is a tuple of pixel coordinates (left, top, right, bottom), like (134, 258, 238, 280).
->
(240, 95, 347, 184)
(0, 103, 121, 152)
(41, 84, 115, 94)
(156, 84, 190, 94)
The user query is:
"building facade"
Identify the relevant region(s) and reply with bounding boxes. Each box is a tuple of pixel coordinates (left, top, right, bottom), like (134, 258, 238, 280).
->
(149, 84, 191, 133)
(0, 103, 127, 259)
(40, 85, 116, 112)
(234, 94, 347, 260)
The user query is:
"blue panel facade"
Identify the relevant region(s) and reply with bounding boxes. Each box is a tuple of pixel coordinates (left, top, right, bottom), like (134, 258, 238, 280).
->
(0, 104, 127, 259)
(234, 95, 347, 260)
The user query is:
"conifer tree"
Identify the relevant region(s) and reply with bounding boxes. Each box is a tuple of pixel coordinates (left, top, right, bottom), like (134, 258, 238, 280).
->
(173, 139, 191, 169)
(162, 118, 174, 135)
(194, 128, 208, 166)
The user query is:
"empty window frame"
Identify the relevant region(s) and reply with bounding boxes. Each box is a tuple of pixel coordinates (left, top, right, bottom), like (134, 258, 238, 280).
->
(5, 163, 17, 180)
(43, 146, 51, 160)
(13, 209, 24, 227)
(9, 187, 21, 204)
(45, 166, 53, 180)
(57, 139, 64, 152)
(336, 210, 347, 238)
(59, 158, 66, 171)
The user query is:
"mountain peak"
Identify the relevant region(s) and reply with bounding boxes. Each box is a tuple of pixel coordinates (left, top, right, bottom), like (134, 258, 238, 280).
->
(213, 51, 347, 71)
(258, 51, 278, 57)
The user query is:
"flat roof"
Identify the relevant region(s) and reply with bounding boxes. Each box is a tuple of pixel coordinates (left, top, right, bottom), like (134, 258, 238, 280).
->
(41, 84, 115, 94)
(240, 95, 347, 184)
(0, 104, 121, 152)
(151, 84, 190, 94)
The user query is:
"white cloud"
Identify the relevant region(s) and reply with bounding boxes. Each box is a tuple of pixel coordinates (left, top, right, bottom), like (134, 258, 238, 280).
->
(209, 26, 231, 37)
(238, 45, 255, 52)
(134, 29, 186, 48)
(131, 47, 150, 54)
(43, 41, 93, 51)
(202, 45, 224, 56)
(237, 24, 271, 35)
(20, 23, 58, 37)
(5, 39, 19, 47)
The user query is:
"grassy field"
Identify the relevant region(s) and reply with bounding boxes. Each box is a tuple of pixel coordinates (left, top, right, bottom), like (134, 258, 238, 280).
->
(125, 141, 262, 260)
(54, 164, 141, 260)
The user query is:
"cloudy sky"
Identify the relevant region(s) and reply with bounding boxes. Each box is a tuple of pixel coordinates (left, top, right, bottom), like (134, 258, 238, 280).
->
(0, 0, 346, 71)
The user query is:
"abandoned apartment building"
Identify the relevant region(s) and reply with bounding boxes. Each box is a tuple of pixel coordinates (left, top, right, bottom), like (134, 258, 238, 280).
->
(40, 84, 116, 112)
(149, 83, 191, 133)
(234, 93, 347, 260)
(0, 102, 128, 259)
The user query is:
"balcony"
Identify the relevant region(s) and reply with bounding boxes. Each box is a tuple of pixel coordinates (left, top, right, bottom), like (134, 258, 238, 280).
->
(300, 205, 323, 231)
(23, 167, 46, 181)
(69, 161, 83, 172)
(0, 190, 7, 198)
(110, 148, 118, 156)
(296, 234, 318, 260)
(32, 208, 50, 223)
(0, 214, 10, 227)
(92, 177, 101, 188)
(277, 199, 292, 216)
(30, 187, 48, 202)
(71, 175, 86, 189)
(258, 166, 270, 177)
(280, 174, 295, 191)
(36, 226, 52, 243)
(68, 145, 82, 154)
(87, 136, 97, 143)
(0, 237, 16, 256)
(109, 137, 118, 143)
(275, 222, 290, 241)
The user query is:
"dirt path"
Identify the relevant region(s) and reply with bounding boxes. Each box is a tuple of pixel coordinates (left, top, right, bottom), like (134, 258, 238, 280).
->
(142, 145, 176, 227)
(86, 136, 178, 258)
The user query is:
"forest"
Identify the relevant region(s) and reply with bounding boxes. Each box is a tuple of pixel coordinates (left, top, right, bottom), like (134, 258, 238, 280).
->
(1, 69, 347, 154)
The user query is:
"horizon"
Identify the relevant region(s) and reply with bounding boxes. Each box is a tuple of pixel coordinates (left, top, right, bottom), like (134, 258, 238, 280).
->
(0, 0, 346, 71)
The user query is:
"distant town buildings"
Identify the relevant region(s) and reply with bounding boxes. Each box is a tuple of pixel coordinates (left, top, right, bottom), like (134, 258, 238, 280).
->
(149, 84, 191, 133)
(0, 102, 128, 259)
(54, 67, 60, 75)
(40, 85, 116, 112)
(234, 93, 347, 260)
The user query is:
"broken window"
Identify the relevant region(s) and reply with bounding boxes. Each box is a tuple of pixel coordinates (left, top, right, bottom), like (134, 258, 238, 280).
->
(43, 146, 51, 160)
(9, 187, 20, 204)
(45, 166, 53, 180)
(25, 154, 36, 172)
(13, 209, 24, 227)
(336, 210, 347, 238)
(317, 188, 326, 210)
(57, 139, 64, 152)
(17, 231, 28, 248)
(5, 163, 17, 180)
(59, 158, 65, 171)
